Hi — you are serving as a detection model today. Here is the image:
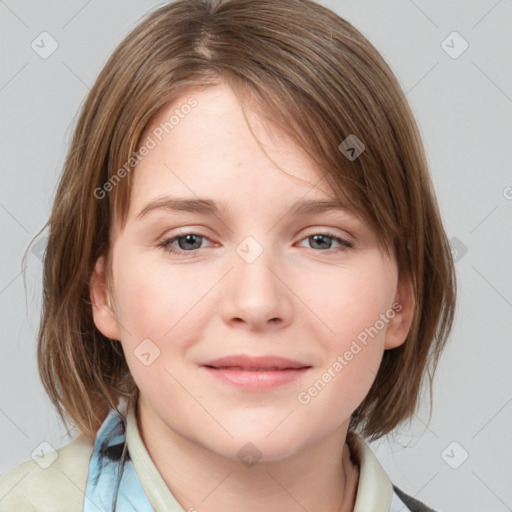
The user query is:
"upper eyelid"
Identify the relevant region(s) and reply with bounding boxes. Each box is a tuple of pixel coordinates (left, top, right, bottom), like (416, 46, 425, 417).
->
(162, 226, 352, 238)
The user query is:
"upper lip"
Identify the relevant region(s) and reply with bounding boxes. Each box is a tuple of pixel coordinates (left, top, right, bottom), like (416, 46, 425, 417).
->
(201, 355, 311, 370)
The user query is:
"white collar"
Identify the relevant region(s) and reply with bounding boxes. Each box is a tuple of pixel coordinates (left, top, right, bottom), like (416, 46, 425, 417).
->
(126, 404, 393, 511)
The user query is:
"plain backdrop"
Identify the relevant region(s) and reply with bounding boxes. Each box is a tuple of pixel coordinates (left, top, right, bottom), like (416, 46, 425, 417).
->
(1, 1, 511, 510)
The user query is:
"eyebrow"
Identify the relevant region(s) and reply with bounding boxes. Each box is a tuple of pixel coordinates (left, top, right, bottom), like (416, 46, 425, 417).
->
(136, 196, 352, 220)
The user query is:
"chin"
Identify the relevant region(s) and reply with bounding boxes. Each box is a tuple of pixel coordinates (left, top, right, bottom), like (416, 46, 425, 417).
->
(204, 435, 307, 465)
(203, 419, 312, 463)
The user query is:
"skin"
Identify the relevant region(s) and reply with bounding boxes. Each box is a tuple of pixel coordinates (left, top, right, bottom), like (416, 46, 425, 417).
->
(90, 82, 414, 512)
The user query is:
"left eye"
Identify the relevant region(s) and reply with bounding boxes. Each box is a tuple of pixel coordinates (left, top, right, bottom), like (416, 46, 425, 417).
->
(298, 233, 353, 251)
(159, 231, 353, 256)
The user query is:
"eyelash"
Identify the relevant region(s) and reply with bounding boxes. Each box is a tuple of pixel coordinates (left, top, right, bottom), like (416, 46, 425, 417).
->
(158, 231, 353, 257)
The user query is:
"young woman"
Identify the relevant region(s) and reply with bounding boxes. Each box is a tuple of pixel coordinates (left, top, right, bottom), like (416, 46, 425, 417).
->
(0, 1, 455, 511)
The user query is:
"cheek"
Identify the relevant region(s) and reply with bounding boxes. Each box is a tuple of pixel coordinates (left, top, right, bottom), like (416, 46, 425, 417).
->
(111, 250, 196, 337)
(110, 255, 191, 405)
(301, 257, 397, 346)
(297, 258, 397, 403)
(110, 251, 211, 385)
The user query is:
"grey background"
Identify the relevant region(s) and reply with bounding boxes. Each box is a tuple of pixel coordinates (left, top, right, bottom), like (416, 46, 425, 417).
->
(1, 1, 511, 510)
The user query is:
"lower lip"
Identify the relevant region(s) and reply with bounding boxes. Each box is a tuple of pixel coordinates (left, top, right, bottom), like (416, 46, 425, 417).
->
(202, 367, 310, 391)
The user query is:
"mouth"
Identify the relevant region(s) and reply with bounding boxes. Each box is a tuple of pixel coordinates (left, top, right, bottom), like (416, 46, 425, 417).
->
(201, 354, 311, 370)
(205, 366, 304, 371)
(200, 355, 312, 391)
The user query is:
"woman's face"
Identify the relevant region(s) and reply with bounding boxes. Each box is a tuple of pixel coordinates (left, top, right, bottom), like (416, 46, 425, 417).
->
(91, 82, 413, 461)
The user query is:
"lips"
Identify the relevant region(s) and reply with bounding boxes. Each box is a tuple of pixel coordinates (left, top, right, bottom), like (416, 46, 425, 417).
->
(200, 355, 312, 391)
(201, 354, 311, 371)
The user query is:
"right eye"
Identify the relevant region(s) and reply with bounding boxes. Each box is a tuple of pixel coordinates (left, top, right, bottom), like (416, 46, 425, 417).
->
(158, 233, 214, 257)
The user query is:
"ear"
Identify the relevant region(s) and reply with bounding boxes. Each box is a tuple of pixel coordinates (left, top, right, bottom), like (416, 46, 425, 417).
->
(90, 255, 121, 340)
(384, 276, 415, 350)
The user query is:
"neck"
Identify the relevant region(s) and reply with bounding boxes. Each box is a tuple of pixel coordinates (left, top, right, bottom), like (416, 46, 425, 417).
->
(136, 400, 360, 512)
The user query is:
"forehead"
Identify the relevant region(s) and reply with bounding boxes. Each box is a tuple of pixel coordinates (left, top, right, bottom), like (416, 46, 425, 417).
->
(126, 83, 344, 219)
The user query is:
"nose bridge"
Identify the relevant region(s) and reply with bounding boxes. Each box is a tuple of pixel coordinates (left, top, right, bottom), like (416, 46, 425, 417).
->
(234, 234, 279, 300)
(222, 234, 291, 327)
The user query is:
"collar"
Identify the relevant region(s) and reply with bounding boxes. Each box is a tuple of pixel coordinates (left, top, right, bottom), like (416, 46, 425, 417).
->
(84, 403, 395, 511)
(83, 401, 154, 512)
(346, 431, 394, 511)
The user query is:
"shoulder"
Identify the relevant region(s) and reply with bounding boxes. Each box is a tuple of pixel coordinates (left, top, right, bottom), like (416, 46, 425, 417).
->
(0, 435, 93, 512)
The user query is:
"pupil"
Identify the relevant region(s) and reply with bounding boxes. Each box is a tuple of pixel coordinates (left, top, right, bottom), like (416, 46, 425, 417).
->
(179, 234, 201, 250)
(312, 235, 330, 249)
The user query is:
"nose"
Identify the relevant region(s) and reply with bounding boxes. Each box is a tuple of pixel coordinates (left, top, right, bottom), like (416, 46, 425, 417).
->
(220, 240, 293, 331)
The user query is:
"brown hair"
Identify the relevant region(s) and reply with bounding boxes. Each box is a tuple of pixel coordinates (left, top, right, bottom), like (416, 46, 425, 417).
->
(37, 0, 456, 441)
